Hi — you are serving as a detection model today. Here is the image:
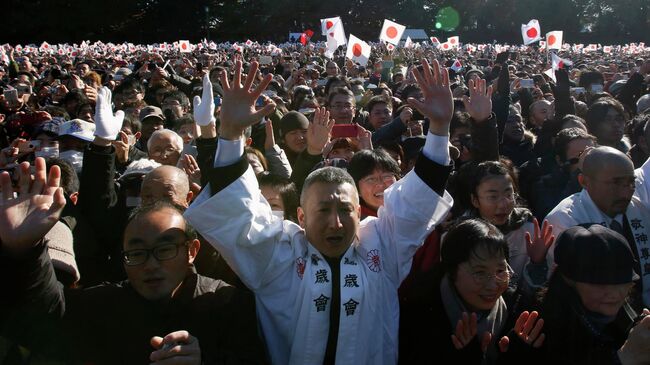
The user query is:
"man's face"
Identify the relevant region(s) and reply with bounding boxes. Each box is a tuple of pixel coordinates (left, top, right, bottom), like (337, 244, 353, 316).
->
(326, 62, 339, 77)
(162, 97, 186, 118)
(368, 103, 391, 130)
(595, 108, 625, 146)
(76, 63, 90, 77)
(140, 174, 189, 208)
(583, 162, 635, 217)
(298, 182, 360, 258)
(123, 208, 198, 301)
(19, 57, 32, 72)
(283, 129, 308, 154)
(148, 134, 181, 166)
(329, 94, 356, 124)
(530, 101, 554, 128)
(563, 138, 595, 173)
(503, 113, 525, 143)
(141, 118, 165, 141)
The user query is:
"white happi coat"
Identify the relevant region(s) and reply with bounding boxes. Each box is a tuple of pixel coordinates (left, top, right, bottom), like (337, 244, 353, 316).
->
(184, 139, 453, 365)
(544, 157, 650, 307)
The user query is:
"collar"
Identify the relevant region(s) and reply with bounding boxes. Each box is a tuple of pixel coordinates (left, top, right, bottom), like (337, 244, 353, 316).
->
(582, 190, 624, 224)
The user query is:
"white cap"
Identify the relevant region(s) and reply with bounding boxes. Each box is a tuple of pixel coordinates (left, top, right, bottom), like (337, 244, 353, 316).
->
(58, 119, 96, 142)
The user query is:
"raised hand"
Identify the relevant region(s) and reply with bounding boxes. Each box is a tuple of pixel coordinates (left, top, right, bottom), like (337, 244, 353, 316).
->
(462, 78, 493, 123)
(179, 154, 201, 186)
(407, 58, 453, 136)
(150, 330, 201, 365)
(451, 312, 478, 350)
(357, 124, 373, 151)
(218, 59, 275, 140)
(94, 87, 125, 142)
(307, 107, 335, 155)
(0, 158, 66, 256)
(112, 131, 130, 164)
(525, 218, 554, 264)
(501, 310, 545, 350)
(192, 74, 216, 126)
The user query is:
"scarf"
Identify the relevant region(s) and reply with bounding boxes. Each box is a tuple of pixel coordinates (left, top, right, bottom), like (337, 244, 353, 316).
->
(440, 274, 508, 363)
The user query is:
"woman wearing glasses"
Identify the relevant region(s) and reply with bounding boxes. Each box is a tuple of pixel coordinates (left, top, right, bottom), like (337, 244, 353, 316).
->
(399, 219, 544, 364)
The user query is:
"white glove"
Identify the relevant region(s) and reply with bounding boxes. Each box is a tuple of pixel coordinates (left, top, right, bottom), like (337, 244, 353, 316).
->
(193, 74, 216, 126)
(94, 87, 124, 140)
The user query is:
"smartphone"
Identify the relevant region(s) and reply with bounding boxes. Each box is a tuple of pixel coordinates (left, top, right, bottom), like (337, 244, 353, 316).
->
(16, 84, 32, 96)
(259, 56, 272, 65)
(520, 79, 535, 88)
(571, 87, 586, 95)
(213, 96, 222, 107)
(590, 84, 604, 93)
(331, 124, 359, 139)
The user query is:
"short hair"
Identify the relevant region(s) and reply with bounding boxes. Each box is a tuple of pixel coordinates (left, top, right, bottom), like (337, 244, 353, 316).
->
(365, 95, 392, 114)
(586, 97, 625, 133)
(147, 129, 183, 152)
(347, 149, 401, 189)
(578, 70, 604, 88)
(163, 90, 191, 109)
(324, 77, 351, 97)
(257, 173, 300, 223)
(553, 127, 597, 162)
(126, 200, 196, 241)
(327, 86, 355, 106)
(300, 167, 357, 206)
(441, 219, 509, 281)
(122, 114, 142, 134)
(45, 157, 79, 195)
(401, 84, 422, 100)
(173, 115, 196, 131)
(245, 146, 268, 171)
(83, 71, 102, 86)
(115, 78, 145, 94)
(450, 111, 471, 136)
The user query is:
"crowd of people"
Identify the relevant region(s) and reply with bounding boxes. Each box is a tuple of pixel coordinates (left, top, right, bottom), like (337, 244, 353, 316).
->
(1, 38, 650, 364)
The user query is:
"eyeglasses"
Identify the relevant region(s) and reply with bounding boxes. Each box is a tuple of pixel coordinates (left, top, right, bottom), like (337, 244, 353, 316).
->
(463, 263, 514, 286)
(122, 241, 188, 266)
(361, 173, 397, 186)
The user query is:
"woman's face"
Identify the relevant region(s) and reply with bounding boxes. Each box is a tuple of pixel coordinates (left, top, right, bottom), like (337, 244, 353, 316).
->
(261, 185, 285, 212)
(283, 129, 307, 154)
(471, 175, 515, 226)
(246, 153, 265, 175)
(358, 169, 397, 210)
(574, 281, 633, 317)
(454, 249, 510, 311)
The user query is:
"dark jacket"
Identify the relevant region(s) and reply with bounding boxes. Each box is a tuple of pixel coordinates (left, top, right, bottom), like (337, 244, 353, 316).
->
(529, 167, 582, 220)
(0, 243, 266, 365)
(399, 269, 526, 364)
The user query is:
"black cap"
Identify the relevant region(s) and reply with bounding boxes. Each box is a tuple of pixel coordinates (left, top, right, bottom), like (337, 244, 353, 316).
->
(279, 111, 310, 138)
(554, 224, 640, 285)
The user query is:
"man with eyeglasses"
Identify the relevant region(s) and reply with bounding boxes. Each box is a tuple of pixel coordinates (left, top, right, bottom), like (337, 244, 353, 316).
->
(327, 87, 357, 124)
(545, 146, 650, 310)
(0, 162, 265, 364)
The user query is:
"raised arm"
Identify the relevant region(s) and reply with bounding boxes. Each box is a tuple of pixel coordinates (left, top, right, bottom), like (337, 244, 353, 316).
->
(184, 60, 292, 290)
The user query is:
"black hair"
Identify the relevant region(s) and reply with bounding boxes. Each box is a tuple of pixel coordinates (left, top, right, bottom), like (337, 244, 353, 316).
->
(347, 149, 401, 191)
(301, 166, 356, 206)
(45, 157, 79, 195)
(162, 90, 191, 109)
(114, 78, 145, 94)
(578, 70, 604, 89)
(257, 173, 300, 223)
(441, 219, 509, 281)
(122, 114, 142, 134)
(324, 77, 351, 97)
(364, 95, 392, 114)
(401, 84, 422, 100)
(586, 97, 625, 135)
(326, 86, 354, 106)
(553, 127, 597, 162)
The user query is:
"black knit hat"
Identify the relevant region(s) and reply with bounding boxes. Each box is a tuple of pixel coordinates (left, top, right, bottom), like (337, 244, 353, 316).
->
(554, 223, 640, 285)
(279, 111, 310, 138)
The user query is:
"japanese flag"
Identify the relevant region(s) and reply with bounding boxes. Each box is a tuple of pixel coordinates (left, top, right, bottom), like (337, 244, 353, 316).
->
(386, 43, 395, 52)
(321, 16, 340, 35)
(521, 19, 542, 45)
(546, 31, 563, 50)
(603, 46, 612, 54)
(403, 36, 413, 49)
(323, 17, 347, 49)
(551, 52, 572, 70)
(447, 36, 459, 48)
(379, 19, 406, 46)
(39, 42, 51, 52)
(345, 34, 371, 66)
(245, 39, 253, 47)
(450, 59, 463, 72)
(539, 41, 546, 49)
(543, 68, 556, 83)
(466, 45, 476, 53)
(438, 41, 452, 51)
(587, 44, 598, 51)
(58, 48, 65, 55)
(430, 37, 441, 46)
(179, 40, 191, 53)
